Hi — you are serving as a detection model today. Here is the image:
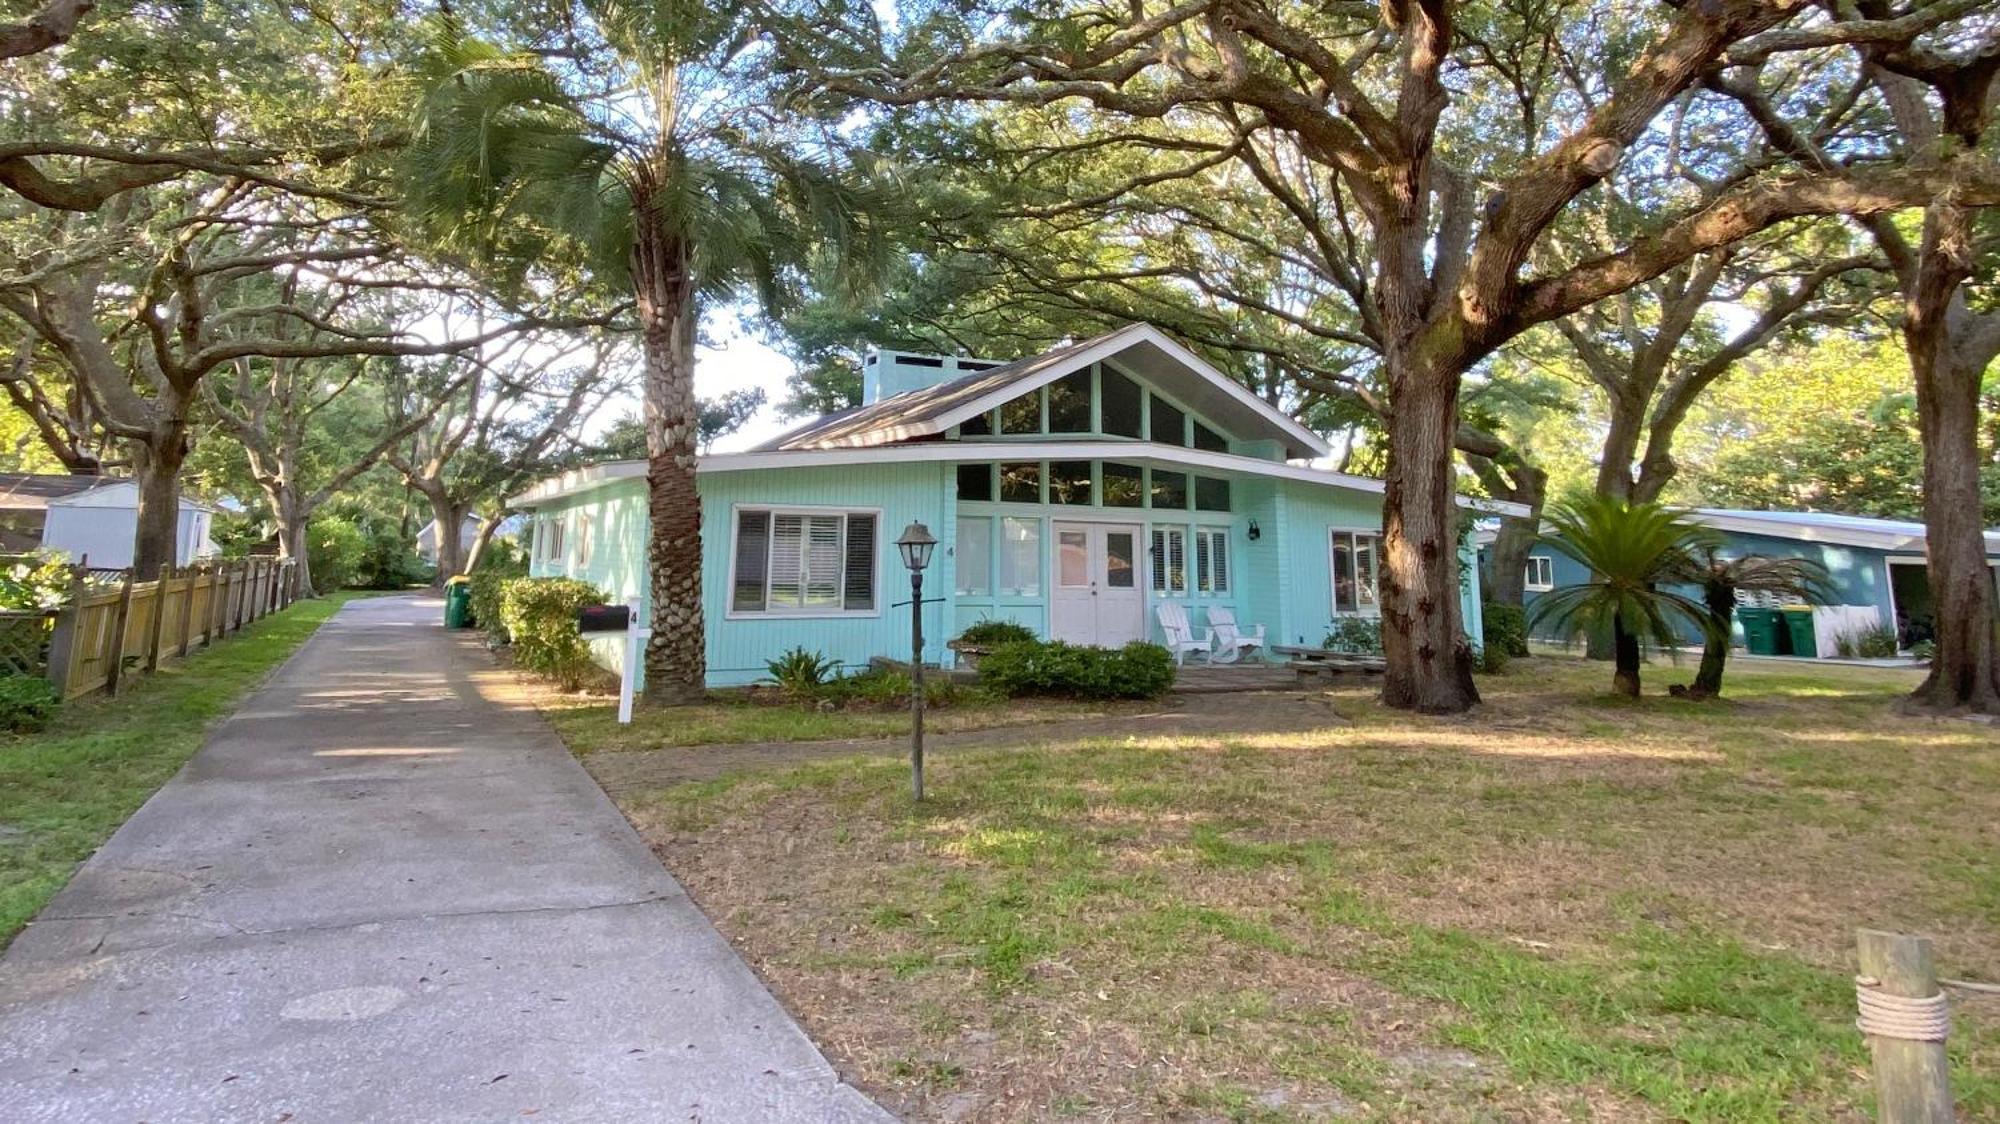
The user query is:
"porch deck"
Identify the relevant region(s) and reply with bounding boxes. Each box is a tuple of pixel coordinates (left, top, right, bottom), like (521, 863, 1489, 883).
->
(1170, 662, 1315, 693)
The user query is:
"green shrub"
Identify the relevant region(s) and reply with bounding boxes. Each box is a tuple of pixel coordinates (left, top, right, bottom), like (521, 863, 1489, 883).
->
(1910, 639, 1936, 663)
(1323, 617, 1383, 655)
(307, 517, 367, 593)
(0, 676, 59, 733)
(815, 665, 984, 709)
(1478, 639, 1510, 674)
(356, 524, 429, 590)
(499, 577, 609, 689)
(978, 639, 1176, 700)
(1851, 624, 1900, 659)
(955, 618, 1037, 646)
(466, 569, 513, 641)
(1481, 602, 1530, 657)
(766, 646, 837, 698)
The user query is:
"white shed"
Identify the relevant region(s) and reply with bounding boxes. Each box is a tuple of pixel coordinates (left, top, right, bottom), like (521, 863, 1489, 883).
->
(0, 474, 217, 569)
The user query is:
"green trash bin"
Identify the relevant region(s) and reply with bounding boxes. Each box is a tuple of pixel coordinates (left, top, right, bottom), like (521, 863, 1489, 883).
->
(1780, 607, 1817, 658)
(1738, 608, 1783, 656)
(444, 576, 473, 629)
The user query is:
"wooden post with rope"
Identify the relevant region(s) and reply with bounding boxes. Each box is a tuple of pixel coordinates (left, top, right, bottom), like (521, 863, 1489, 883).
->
(1856, 928, 1953, 1123)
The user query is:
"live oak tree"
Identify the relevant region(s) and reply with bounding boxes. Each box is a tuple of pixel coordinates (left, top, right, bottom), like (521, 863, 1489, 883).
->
(201, 299, 487, 596)
(0, 180, 583, 576)
(403, 2, 891, 704)
(383, 333, 626, 581)
(1715, 5, 2000, 711)
(816, 0, 1998, 712)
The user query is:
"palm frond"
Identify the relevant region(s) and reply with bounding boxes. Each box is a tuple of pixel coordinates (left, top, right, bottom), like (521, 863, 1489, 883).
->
(1529, 496, 1719, 654)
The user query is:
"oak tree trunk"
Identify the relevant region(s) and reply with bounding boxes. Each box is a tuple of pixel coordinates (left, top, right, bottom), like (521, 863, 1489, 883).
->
(419, 486, 468, 584)
(633, 219, 707, 706)
(1380, 355, 1479, 713)
(1480, 463, 1547, 610)
(1896, 222, 1992, 708)
(461, 514, 503, 576)
(278, 514, 315, 600)
(129, 425, 187, 579)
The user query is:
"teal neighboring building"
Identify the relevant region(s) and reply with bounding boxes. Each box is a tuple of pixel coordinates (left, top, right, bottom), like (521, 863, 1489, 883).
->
(1490, 509, 2000, 654)
(510, 324, 1508, 686)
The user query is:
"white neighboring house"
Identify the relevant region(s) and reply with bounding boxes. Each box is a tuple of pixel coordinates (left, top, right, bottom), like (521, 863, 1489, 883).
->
(0, 474, 218, 569)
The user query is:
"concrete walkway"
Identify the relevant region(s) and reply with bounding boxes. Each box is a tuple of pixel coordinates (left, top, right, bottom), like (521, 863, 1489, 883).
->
(0, 596, 889, 1123)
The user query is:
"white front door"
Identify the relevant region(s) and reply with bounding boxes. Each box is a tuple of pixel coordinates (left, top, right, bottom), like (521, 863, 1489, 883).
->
(1050, 521, 1144, 647)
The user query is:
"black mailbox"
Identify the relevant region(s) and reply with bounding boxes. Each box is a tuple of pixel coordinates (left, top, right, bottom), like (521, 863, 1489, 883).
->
(576, 604, 632, 634)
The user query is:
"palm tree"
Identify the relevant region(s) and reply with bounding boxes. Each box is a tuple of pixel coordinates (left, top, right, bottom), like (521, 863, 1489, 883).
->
(1670, 549, 1832, 700)
(401, 5, 888, 704)
(1529, 497, 1719, 698)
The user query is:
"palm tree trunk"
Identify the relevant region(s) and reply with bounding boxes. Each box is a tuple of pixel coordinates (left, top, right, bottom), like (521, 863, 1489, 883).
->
(1611, 619, 1642, 697)
(1688, 585, 1735, 698)
(632, 217, 707, 706)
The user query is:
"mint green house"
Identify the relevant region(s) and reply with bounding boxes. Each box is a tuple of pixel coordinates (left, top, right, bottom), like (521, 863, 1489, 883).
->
(509, 324, 1498, 686)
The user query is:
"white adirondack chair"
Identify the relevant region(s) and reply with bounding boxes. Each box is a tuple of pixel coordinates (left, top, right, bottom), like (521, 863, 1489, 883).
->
(1205, 607, 1266, 664)
(1154, 602, 1213, 665)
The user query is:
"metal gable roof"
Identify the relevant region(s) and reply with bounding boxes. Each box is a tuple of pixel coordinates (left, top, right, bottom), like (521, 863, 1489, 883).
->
(755, 324, 1331, 460)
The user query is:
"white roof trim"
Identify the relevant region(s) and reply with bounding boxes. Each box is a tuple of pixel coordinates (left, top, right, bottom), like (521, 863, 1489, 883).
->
(802, 324, 1332, 459)
(1689, 509, 2000, 554)
(508, 442, 1527, 517)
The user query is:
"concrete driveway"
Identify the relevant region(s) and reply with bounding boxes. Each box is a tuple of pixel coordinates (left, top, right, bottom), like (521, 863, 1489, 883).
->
(0, 595, 889, 1123)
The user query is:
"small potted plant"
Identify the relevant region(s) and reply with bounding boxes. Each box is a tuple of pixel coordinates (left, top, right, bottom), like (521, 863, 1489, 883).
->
(948, 619, 1036, 670)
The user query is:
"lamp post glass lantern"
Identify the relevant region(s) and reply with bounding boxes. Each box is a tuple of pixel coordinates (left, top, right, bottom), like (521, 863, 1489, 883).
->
(896, 521, 937, 801)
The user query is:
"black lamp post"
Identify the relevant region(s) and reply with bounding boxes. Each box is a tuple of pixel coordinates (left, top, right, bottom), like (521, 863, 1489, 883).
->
(895, 520, 937, 801)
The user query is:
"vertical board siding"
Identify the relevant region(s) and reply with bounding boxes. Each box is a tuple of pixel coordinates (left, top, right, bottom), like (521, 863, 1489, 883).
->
(523, 453, 1502, 682)
(1277, 480, 1384, 647)
(527, 463, 951, 687)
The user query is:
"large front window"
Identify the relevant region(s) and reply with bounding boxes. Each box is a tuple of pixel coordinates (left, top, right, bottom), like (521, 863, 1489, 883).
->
(730, 508, 878, 615)
(1331, 529, 1380, 615)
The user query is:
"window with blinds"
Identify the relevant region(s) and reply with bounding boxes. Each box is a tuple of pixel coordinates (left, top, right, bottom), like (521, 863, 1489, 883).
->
(1150, 526, 1187, 595)
(1195, 528, 1229, 595)
(729, 508, 879, 615)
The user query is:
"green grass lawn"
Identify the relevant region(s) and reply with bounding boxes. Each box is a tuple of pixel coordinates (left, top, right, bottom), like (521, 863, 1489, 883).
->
(604, 656, 2000, 1122)
(0, 592, 361, 948)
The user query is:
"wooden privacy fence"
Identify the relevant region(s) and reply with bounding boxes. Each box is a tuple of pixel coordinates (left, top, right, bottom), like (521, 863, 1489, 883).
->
(13, 558, 303, 701)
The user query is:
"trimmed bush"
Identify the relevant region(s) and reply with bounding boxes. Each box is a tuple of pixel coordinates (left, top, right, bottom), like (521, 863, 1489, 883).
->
(466, 569, 513, 641)
(0, 676, 59, 733)
(955, 619, 1037, 646)
(978, 639, 1175, 700)
(1323, 617, 1383, 655)
(499, 577, 609, 689)
(1481, 602, 1530, 658)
